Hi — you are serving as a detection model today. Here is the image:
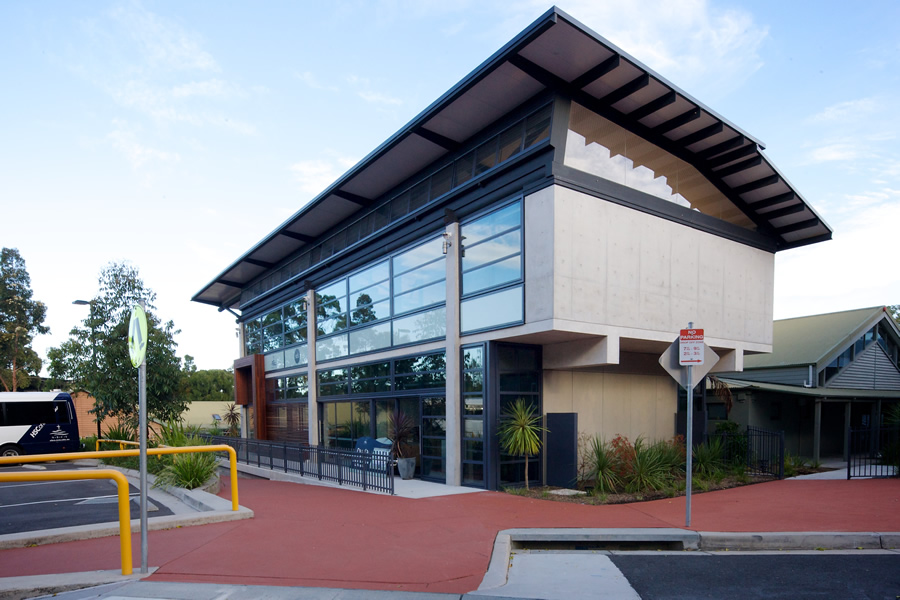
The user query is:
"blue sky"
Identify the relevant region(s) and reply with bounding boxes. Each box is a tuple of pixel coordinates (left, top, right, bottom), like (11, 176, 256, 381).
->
(2, 0, 898, 371)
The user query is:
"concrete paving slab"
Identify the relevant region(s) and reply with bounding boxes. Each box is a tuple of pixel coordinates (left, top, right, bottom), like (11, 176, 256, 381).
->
(697, 531, 883, 550)
(0, 568, 156, 600)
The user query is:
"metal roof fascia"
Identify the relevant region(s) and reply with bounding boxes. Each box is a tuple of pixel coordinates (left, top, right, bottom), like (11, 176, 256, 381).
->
(192, 8, 560, 306)
(756, 148, 833, 236)
(719, 377, 900, 399)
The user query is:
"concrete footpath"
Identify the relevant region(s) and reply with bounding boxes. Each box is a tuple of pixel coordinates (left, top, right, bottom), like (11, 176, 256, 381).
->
(0, 469, 897, 599)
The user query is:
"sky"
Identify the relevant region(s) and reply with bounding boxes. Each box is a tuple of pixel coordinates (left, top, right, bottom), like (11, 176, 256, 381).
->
(2, 0, 899, 372)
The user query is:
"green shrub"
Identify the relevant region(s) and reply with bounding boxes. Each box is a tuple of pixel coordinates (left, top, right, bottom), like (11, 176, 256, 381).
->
(587, 436, 621, 494)
(624, 437, 670, 493)
(152, 421, 217, 490)
(80, 435, 98, 452)
(655, 436, 686, 474)
(784, 452, 808, 478)
(693, 438, 725, 478)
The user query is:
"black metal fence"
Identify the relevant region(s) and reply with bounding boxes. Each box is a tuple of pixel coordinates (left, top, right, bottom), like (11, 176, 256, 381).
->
(706, 426, 784, 479)
(198, 434, 395, 495)
(847, 425, 900, 480)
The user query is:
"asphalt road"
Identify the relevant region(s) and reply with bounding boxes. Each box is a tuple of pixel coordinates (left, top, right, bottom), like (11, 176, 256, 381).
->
(0, 463, 174, 534)
(610, 552, 900, 600)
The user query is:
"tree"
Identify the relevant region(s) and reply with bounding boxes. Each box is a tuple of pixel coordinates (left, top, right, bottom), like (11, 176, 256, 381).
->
(48, 262, 186, 426)
(497, 398, 547, 490)
(0, 248, 49, 391)
(179, 355, 234, 404)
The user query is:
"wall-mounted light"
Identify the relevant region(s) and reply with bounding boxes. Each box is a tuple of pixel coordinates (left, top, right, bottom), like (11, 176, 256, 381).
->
(442, 231, 452, 255)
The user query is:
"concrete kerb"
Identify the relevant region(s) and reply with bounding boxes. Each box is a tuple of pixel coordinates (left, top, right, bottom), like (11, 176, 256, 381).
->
(0, 568, 157, 600)
(476, 528, 900, 591)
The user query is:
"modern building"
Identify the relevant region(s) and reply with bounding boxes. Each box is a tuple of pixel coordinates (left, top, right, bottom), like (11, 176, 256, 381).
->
(192, 7, 832, 489)
(718, 307, 900, 462)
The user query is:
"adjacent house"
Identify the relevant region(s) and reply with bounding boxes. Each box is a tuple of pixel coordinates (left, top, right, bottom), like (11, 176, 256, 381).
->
(718, 307, 900, 462)
(192, 8, 832, 489)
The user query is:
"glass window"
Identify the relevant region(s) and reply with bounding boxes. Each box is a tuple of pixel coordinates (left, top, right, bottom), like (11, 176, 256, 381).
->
(463, 256, 521, 296)
(393, 281, 446, 315)
(349, 261, 389, 293)
(498, 123, 524, 162)
(524, 105, 551, 148)
(352, 281, 390, 306)
(464, 419, 484, 438)
(464, 396, 483, 415)
(351, 299, 390, 326)
(317, 315, 347, 336)
(316, 334, 349, 361)
(284, 344, 308, 368)
(264, 351, 285, 372)
(463, 346, 483, 369)
(285, 327, 307, 346)
(455, 151, 474, 186)
(349, 321, 392, 355)
(461, 286, 523, 333)
(393, 238, 443, 274)
(462, 202, 521, 247)
(393, 307, 446, 345)
(316, 281, 346, 307)
(475, 139, 498, 175)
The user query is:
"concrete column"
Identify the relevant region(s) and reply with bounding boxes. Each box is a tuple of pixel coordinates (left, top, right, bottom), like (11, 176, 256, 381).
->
(306, 289, 319, 446)
(843, 401, 852, 461)
(444, 221, 462, 486)
(813, 399, 822, 464)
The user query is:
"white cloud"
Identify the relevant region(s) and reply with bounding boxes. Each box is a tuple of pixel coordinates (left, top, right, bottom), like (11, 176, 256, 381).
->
(107, 121, 180, 170)
(347, 74, 403, 106)
(289, 154, 359, 198)
(808, 97, 881, 123)
(295, 71, 339, 92)
(107, 0, 219, 72)
(807, 142, 864, 164)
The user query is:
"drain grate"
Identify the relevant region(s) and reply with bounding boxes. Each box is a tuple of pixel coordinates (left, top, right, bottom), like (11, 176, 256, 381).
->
(512, 539, 686, 551)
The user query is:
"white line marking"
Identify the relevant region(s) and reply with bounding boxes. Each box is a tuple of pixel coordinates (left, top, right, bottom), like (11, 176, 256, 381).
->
(0, 493, 138, 509)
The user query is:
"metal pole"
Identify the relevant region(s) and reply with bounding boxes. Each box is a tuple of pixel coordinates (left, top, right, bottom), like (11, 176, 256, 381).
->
(138, 302, 148, 574)
(685, 362, 693, 528)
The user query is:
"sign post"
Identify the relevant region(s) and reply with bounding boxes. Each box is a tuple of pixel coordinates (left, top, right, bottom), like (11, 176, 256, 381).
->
(128, 303, 149, 574)
(659, 324, 717, 529)
(679, 325, 703, 528)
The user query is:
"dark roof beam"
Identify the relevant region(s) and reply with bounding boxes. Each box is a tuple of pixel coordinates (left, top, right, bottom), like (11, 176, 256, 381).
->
(244, 258, 274, 269)
(218, 279, 243, 289)
(626, 91, 677, 122)
(333, 190, 374, 206)
(415, 127, 461, 152)
(652, 107, 701, 136)
(570, 55, 620, 89)
(600, 73, 650, 106)
(280, 230, 315, 243)
(697, 135, 746, 160)
(675, 122, 723, 148)
(713, 156, 762, 178)
(747, 192, 796, 211)
(705, 143, 758, 169)
(732, 174, 780, 195)
(776, 218, 819, 235)
(762, 203, 806, 220)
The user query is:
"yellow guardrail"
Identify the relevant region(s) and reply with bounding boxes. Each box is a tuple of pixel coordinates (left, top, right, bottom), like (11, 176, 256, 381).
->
(0, 445, 240, 511)
(96, 438, 142, 452)
(0, 469, 134, 575)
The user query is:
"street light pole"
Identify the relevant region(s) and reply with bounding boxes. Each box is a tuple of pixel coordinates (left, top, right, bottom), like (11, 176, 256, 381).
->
(72, 299, 100, 438)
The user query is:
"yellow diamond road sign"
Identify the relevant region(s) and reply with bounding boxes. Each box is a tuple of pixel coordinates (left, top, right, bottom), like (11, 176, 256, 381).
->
(128, 305, 148, 368)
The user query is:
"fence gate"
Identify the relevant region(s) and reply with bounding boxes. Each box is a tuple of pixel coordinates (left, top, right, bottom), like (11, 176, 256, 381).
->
(847, 425, 900, 479)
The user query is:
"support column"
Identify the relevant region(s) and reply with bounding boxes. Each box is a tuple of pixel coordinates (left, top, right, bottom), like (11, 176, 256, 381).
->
(444, 220, 462, 486)
(843, 401, 852, 461)
(306, 289, 319, 446)
(813, 399, 822, 465)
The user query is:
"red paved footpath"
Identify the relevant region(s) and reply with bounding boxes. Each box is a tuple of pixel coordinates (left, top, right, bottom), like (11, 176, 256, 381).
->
(1, 478, 898, 594)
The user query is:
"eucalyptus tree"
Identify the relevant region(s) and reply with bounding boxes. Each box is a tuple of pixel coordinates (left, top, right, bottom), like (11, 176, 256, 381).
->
(0, 248, 49, 391)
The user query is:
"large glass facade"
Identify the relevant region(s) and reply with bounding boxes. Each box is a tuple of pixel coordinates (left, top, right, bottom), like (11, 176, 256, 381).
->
(314, 237, 446, 363)
(460, 200, 524, 334)
(564, 102, 755, 230)
(496, 345, 542, 488)
(316, 351, 447, 482)
(242, 104, 552, 306)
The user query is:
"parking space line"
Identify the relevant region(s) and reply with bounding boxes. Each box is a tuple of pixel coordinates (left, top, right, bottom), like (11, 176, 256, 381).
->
(0, 492, 139, 510)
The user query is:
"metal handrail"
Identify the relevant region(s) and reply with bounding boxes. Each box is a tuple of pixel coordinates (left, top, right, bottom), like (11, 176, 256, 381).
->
(0, 469, 134, 575)
(0, 445, 241, 511)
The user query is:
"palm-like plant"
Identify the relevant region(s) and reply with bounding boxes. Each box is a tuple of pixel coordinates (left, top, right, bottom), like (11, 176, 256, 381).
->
(498, 398, 547, 490)
(223, 403, 241, 437)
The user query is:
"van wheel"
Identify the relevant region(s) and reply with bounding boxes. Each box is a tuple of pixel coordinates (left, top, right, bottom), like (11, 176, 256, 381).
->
(0, 444, 23, 457)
